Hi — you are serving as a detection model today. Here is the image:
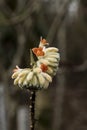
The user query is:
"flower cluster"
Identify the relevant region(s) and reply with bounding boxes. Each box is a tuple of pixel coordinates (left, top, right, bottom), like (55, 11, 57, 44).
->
(12, 38, 60, 90)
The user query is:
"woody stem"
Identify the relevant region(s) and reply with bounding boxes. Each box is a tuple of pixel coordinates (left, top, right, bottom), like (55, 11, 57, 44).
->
(30, 90, 36, 130)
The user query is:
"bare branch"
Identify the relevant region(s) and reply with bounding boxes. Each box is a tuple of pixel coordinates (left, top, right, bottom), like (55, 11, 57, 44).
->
(58, 60, 87, 74)
(8, 25, 26, 77)
(47, 0, 72, 44)
(73, 60, 87, 72)
(9, 0, 39, 25)
(0, 0, 5, 6)
(52, 1, 72, 130)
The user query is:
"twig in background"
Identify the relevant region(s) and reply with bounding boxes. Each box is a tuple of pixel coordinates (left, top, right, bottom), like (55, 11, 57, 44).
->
(47, 0, 72, 44)
(8, 24, 26, 77)
(17, 106, 30, 130)
(52, 1, 72, 129)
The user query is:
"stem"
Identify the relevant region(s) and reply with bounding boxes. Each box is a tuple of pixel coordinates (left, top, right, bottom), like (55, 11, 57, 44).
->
(30, 90, 36, 130)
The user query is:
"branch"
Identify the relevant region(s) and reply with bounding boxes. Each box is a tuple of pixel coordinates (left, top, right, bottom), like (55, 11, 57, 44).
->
(10, 3, 33, 24)
(47, 0, 72, 44)
(52, 1, 72, 130)
(8, 24, 26, 77)
(0, 0, 39, 26)
(58, 60, 87, 74)
(73, 60, 87, 72)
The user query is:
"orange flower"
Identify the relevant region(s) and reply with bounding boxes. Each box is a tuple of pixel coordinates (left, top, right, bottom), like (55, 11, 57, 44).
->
(40, 38, 47, 45)
(32, 47, 44, 56)
(39, 37, 49, 47)
(40, 64, 48, 72)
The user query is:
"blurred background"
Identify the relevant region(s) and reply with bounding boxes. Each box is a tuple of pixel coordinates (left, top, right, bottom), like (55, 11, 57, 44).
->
(0, 0, 87, 130)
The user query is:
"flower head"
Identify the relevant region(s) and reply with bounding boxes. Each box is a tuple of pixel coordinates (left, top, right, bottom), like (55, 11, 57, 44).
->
(32, 47, 44, 57)
(12, 38, 60, 90)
